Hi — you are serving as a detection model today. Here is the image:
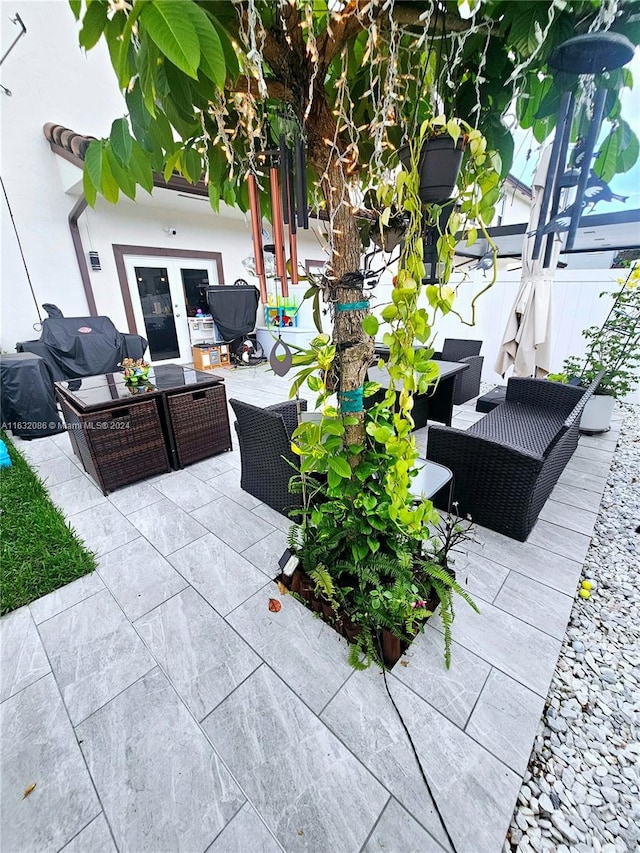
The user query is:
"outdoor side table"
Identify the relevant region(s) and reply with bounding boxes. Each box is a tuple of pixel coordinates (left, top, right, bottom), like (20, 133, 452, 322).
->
(55, 374, 170, 494)
(409, 459, 452, 500)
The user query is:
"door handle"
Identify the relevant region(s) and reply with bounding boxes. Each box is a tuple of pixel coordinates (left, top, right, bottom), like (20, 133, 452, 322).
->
(176, 314, 181, 317)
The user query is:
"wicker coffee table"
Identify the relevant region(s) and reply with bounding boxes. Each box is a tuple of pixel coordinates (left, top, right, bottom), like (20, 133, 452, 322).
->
(55, 366, 232, 493)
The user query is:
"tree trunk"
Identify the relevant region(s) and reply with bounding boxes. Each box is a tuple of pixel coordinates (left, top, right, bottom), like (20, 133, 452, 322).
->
(306, 97, 374, 451)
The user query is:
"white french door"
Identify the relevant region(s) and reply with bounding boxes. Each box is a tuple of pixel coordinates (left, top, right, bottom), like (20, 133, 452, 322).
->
(124, 256, 219, 364)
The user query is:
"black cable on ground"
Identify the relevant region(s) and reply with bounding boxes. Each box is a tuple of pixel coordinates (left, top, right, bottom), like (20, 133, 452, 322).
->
(1, 175, 42, 323)
(375, 630, 459, 853)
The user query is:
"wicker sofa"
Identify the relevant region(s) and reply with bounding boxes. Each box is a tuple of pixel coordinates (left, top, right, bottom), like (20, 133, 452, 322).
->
(229, 398, 306, 516)
(426, 375, 600, 541)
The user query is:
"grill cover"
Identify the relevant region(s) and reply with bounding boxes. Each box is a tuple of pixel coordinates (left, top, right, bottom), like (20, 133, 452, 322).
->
(17, 317, 147, 381)
(206, 286, 259, 341)
(0, 353, 63, 437)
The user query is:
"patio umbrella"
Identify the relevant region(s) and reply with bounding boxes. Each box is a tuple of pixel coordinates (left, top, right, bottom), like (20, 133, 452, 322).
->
(495, 145, 562, 378)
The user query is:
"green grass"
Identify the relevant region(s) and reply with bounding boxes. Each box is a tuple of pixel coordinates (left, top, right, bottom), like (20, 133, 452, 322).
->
(0, 432, 97, 615)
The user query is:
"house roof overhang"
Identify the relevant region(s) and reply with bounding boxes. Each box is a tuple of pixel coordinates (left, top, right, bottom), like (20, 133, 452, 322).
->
(44, 122, 210, 198)
(454, 208, 640, 259)
(45, 123, 639, 257)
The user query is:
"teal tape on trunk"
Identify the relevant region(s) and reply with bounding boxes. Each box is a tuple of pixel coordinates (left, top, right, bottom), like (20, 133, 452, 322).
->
(336, 301, 368, 311)
(339, 387, 364, 412)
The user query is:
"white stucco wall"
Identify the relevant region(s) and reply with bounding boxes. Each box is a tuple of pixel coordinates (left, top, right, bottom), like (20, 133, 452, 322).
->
(77, 186, 329, 334)
(0, 0, 126, 349)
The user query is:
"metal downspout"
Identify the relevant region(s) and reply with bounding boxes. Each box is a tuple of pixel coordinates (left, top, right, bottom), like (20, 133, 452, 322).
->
(68, 194, 98, 316)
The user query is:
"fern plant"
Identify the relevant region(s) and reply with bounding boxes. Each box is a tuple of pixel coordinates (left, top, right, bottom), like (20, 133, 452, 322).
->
(416, 558, 479, 668)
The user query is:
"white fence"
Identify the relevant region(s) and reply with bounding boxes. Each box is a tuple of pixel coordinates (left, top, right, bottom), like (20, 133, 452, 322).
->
(370, 267, 639, 402)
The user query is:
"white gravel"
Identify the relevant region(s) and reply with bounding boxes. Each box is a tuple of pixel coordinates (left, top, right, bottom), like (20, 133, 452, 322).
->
(507, 405, 640, 853)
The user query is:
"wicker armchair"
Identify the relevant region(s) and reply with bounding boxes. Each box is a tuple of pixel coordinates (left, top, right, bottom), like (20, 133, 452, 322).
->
(426, 375, 600, 541)
(229, 398, 307, 516)
(433, 338, 483, 405)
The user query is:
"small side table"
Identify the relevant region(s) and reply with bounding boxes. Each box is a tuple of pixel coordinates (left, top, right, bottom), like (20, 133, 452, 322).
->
(409, 458, 453, 506)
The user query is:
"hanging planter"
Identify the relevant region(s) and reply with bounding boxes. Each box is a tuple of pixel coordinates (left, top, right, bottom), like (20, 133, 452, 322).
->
(398, 134, 465, 204)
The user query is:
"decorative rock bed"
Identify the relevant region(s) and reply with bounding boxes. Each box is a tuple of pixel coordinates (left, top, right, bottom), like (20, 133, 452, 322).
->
(507, 405, 640, 853)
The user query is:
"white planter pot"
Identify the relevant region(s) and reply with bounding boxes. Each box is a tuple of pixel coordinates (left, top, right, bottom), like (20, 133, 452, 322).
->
(579, 395, 615, 434)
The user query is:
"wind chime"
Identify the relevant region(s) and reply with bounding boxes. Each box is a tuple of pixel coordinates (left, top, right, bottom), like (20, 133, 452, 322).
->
(531, 31, 634, 269)
(246, 128, 309, 377)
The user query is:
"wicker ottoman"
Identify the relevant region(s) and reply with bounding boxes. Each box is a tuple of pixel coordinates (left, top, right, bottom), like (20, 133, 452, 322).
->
(475, 385, 507, 413)
(165, 383, 232, 467)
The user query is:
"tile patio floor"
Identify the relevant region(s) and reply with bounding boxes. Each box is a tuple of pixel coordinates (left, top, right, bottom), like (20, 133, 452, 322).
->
(0, 365, 623, 853)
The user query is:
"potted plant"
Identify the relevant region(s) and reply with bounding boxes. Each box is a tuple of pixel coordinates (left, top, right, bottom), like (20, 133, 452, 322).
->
(397, 117, 476, 204)
(550, 267, 639, 433)
(284, 502, 478, 669)
(119, 358, 150, 384)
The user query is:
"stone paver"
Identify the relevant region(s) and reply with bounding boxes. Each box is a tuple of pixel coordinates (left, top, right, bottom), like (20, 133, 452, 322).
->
(1, 369, 618, 852)
(77, 667, 245, 853)
(135, 586, 261, 721)
(0, 607, 50, 703)
(203, 665, 389, 853)
(227, 587, 353, 714)
(97, 537, 188, 622)
(38, 589, 155, 725)
(363, 799, 445, 853)
(0, 674, 100, 853)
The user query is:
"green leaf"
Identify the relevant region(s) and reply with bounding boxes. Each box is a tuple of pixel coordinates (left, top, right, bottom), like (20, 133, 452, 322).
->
(181, 146, 203, 184)
(137, 31, 159, 117)
(446, 119, 461, 144)
(312, 290, 322, 333)
(69, 0, 81, 21)
(129, 140, 154, 194)
(327, 467, 341, 489)
(100, 150, 119, 204)
(164, 60, 196, 121)
(141, 1, 200, 80)
(104, 9, 133, 88)
(322, 420, 344, 436)
(106, 146, 136, 200)
(109, 118, 132, 166)
(594, 127, 620, 183)
(84, 140, 105, 193)
(79, 0, 108, 50)
(508, 3, 550, 57)
(185, 3, 226, 90)
(150, 108, 177, 155)
(615, 120, 640, 175)
(164, 149, 181, 182)
(535, 86, 561, 120)
(361, 315, 379, 336)
(82, 165, 97, 207)
(208, 180, 220, 211)
(381, 304, 398, 322)
(209, 14, 239, 79)
(328, 456, 352, 479)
